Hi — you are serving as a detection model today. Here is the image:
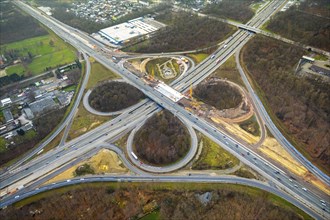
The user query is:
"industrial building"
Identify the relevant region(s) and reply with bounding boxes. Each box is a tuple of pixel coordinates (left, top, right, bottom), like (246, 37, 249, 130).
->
(98, 17, 165, 45)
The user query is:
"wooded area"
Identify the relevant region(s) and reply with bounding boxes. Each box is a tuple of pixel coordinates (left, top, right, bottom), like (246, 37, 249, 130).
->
(0, 2, 47, 45)
(242, 36, 329, 173)
(266, 7, 330, 51)
(88, 81, 145, 112)
(0, 108, 67, 166)
(126, 12, 233, 53)
(203, 0, 261, 23)
(134, 110, 190, 165)
(194, 80, 242, 110)
(1, 184, 306, 220)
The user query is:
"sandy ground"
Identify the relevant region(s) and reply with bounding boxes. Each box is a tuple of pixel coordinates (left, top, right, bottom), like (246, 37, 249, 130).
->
(45, 149, 128, 184)
(259, 138, 330, 193)
(259, 138, 307, 176)
(0, 69, 7, 77)
(210, 116, 260, 145)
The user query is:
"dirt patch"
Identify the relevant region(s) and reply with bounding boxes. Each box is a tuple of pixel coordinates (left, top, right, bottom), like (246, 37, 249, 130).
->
(45, 149, 128, 184)
(259, 138, 308, 177)
(210, 116, 260, 145)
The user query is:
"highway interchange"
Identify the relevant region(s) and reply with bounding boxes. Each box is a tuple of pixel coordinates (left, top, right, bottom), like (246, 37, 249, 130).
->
(0, 0, 329, 219)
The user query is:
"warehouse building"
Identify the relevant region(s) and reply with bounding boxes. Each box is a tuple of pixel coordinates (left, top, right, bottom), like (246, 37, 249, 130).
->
(98, 17, 165, 45)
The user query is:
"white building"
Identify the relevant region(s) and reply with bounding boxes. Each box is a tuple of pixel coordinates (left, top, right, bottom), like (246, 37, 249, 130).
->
(1, 98, 12, 107)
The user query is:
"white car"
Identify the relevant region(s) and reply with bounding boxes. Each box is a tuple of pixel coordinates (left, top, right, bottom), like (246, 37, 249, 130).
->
(14, 195, 20, 199)
(302, 187, 307, 191)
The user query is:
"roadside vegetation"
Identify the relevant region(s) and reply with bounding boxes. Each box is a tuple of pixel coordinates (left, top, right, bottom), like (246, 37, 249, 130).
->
(266, 5, 330, 51)
(86, 59, 120, 89)
(187, 53, 209, 64)
(67, 60, 119, 140)
(3, 182, 311, 220)
(194, 80, 243, 110)
(192, 134, 239, 170)
(134, 110, 190, 166)
(242, 36, 330, 174)
(89, 81, 145, 112)
(203, 0, 262, 23)
(67, 103, 112, 141)
(239, 116, 260, 137)
(212, 55, 246, 88)
(125, 11, 234, 53)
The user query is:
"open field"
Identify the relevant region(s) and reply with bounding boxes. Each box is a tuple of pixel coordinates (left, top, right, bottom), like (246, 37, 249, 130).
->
(86, 59, 120, 89)
(5, 182, 311, 220)
(192, 134, 239, 170)
(2, 35, 76, 76)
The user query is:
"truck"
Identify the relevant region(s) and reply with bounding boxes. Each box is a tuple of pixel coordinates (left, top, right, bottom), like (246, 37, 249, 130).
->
(131, 152, 138, 160)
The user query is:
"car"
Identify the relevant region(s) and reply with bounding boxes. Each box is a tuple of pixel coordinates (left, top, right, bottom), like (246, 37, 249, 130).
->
(302, 187, 307, 191)
(80, 178, 84, 181)
(289, 179, 293, 182)
(66, 179, 71, 182)
(225, 142, 229, 145)
(247, 152, 250, 155)
(14, 195, 20, 199)
(294, 184, 298, 188)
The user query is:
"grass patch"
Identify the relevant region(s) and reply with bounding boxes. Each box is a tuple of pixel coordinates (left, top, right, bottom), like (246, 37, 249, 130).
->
(140, 210, 160, 220)
(42, 130, 64, 154)
(86, 59, 120, 89)
(187, 53, 209, 64)
(114, 133, 130, 150)
(62, 85, 77, 92)
(239, 115, 260, 136)
(212, 55, 246, 88)
(67, 103, 113, 140)
(13, 182, 312, 220)
(1, 35, 76, 76)
(233, 167, 256, 179)
(145, 58, 181, 84)
(192, 134, 239, 170)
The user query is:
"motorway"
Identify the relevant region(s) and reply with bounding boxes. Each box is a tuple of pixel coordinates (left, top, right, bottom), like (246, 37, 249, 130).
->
(1, 0, 329, 218)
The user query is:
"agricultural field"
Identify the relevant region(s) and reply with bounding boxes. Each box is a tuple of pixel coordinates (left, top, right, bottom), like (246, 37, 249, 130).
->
(1, 35, 77, 77)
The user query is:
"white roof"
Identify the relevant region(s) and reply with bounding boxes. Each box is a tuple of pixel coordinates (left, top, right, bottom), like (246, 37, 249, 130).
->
(99, 17, 159, 44)
(1, 98, 12, 104)
(154, 82, 183, 102)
